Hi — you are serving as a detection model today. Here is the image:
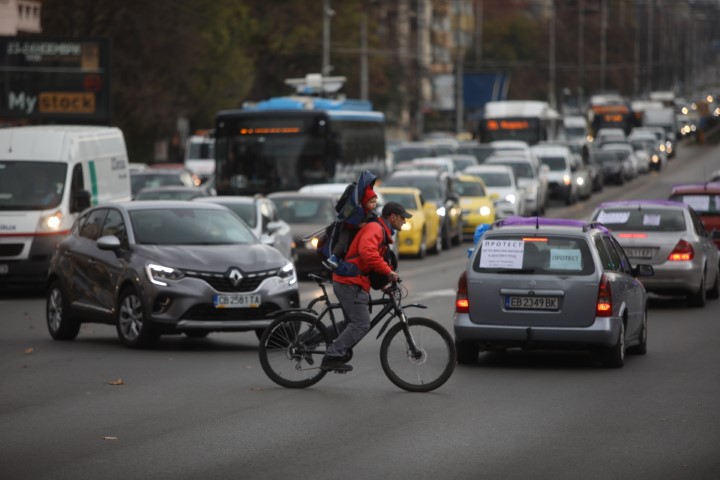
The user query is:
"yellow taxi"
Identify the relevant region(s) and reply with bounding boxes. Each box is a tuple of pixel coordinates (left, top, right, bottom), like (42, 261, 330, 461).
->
(377, 186, 442, 258)
(454, 174, 496, 236)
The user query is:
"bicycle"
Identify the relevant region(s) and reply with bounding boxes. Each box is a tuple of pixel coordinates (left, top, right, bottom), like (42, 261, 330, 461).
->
(258, 273, 456, 392)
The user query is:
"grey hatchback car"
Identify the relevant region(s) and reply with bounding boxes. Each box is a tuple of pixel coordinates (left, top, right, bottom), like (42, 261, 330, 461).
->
(454, 217, 654, 368)
(46, 201, 299, 348)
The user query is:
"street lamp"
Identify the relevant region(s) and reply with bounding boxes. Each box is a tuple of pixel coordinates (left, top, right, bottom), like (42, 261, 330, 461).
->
(323, 0, 335, 76)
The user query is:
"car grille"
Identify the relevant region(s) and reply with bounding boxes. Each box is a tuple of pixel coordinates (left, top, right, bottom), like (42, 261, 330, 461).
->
(183, 268, 280, 293)
(0, 244, 23, 256)
(182, 303, 280, 321)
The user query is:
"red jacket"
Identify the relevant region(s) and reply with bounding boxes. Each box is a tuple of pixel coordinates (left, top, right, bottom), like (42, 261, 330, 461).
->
(332, 218, 394, 291)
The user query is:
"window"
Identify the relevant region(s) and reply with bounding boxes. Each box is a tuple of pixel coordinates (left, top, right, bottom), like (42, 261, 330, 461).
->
(102, 209, 128, 247)
(601, 236, 621, 272)
(593, 235, 614, 271)
(610, 237, 634, 274)
(80, 209, 108, 241)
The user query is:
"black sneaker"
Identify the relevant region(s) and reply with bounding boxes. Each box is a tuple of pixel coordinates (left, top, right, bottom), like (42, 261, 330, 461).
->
(320, 356, 353, 372)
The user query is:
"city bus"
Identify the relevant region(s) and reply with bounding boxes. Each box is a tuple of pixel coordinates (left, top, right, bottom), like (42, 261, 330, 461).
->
(479, 100, 561, 145)
(213, 75, 386, 195)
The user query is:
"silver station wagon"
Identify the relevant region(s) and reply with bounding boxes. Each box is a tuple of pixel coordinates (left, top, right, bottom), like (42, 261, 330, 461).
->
(590, 200, 720, 307)
(454, 217, 654, 368)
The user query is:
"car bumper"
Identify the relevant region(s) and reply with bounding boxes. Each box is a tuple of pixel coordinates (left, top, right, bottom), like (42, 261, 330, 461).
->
(638, 260, 702, 295)
(0, 234, 65, 284)
(143, 275, 300, 332)
(461, 212, 495, 234)
(548, 182, 572, 199)
(397, 229, 424, 255)
(454, 312, 622, 349)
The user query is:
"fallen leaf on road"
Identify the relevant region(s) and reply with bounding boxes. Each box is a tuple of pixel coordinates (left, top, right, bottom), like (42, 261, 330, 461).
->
(250, 387, 263, 392)
(23, 348, 34, 354)
(102, 436, 118, 441)
(107, 378, 124, 386)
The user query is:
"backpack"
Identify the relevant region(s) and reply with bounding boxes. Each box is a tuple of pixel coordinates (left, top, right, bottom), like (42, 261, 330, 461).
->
(313, 170, 378, 263)
(333, 217, 398, 290)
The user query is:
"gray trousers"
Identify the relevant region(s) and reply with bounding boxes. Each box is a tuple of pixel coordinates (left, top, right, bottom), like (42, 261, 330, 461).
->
(326, 282, 370, 358)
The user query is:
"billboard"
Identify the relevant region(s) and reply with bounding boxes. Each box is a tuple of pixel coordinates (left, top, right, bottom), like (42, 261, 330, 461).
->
(0, 37, 110, 122)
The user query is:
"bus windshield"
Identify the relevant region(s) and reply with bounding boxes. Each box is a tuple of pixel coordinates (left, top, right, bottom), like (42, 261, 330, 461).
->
(0, 161, 66, 210)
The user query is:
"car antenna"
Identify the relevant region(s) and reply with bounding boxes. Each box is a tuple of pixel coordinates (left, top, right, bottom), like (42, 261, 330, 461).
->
(535, 215, 539, 230)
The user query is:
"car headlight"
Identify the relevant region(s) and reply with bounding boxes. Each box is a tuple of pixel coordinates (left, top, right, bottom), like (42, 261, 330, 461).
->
(652, 154, 659, 163)
(576, 177, 585, 186)
(562, 174, 572, 186)
(504, 194, 516, 204)
(306, 237, 319, 249)
(436, 206, 446, 217)
(146, 263, 184, 286)
(401, 222, 412, 231)
(36, 210, 64, 233)
(278, 261, 297, 285)
(479, 206, 492, 216)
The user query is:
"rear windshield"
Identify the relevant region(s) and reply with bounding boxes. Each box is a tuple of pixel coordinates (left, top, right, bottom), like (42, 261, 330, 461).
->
(593, 208, 686, 231)
(668, 194, 720, 215)
(130, 208, 257, 245)
(381, 192, 419, 210)
(472, 235, 595, 276)
(467, 171, 511, 187)
(538, 156, 567, 171)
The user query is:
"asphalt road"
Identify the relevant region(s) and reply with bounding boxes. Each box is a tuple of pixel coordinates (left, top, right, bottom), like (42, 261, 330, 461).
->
(1, 138, 720, 479)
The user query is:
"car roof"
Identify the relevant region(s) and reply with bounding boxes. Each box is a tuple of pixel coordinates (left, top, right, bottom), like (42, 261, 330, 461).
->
(137, 186, 200, 192)
(298, 183, 351, 194)
(490, 216, 610, 234)
(388, 169, 445, 178)
(597, 200, 687, 210)
(267, 191, 339, 200)
(670, 182, 720, 194)
(465, 164, 513, 174)
(377, 186, 422, 195)
(530, 145, 570, 154)
(194, 195, 256, 204)
(104, 200, 229, 211)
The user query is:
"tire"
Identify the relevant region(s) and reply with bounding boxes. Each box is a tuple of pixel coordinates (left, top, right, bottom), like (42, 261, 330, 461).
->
(441, 222, 451, 250)
(455, 340, 479, 365)
(430, 227, 443, 255)
(627, 310, 647, 355)
(46, 280, 81, 341)
(116, 287, 159, 348)
(707, 270, 720, 300)
(687, 277, 706, 308)
(601, 320, 625, 368)
(259, 313, 330, 389)
(416, 230, 427, 259)
(452, 218, 463, 246)
(379, 317, 456, 392)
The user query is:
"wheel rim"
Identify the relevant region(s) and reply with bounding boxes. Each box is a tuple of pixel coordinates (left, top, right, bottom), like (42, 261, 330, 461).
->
(119, 293, 143, 341)
(384, 324, 452, 387)
(263, 318, 325, 384)
(48, 288, 62, 332)
(419, 232, 427, 256)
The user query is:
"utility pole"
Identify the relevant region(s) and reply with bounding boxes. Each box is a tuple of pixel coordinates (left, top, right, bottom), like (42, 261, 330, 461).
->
(454, 0, 464, 135)
(647, 0, 653, 93)
(549, 0, 556, 109)
(600, 0, 607, 91)
(415, 0, 425, 140)
(360, 10, 368, 100)
(577, 0, 584, 108)
(322, 0, 334, 76)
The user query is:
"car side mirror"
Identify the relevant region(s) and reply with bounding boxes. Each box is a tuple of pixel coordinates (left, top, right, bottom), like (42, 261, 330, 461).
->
(266, 220, 283, 235)
(633, 264, 654, 277)
(97, 235, 122, 251)
(710, 229, 720, 240)
(71, 190, 91, 213)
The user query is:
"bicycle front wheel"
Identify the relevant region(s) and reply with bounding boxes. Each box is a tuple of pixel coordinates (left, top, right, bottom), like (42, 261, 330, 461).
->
(380, 317, 456, 393)
(259, 313, 330, 389)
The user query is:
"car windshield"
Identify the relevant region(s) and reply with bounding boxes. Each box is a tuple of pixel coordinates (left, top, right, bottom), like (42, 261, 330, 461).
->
(668, 194, 720, 215)
(538, 156, 567, 171)
(0, 160, 67, 210)
(451, 157, 477, 171)
(393, 148, 432, 163)
(455, 180, 485, 196)
(135, 189, 201, 201)
(273, 198, 337, 224)
(595, 152, 621, 164)
(131, 172, 193, 196)
(217, 202, 257, 227)
(467, 172, 511, 187)
(382, 177, 443, 202)
(491, 161, 533, 179)
(473, 235, 595, 275)
(594, 208, 687, 231)
(457, 145, 495, 163)
(381, 192, 419, 210)
(130, 208, 257, 245)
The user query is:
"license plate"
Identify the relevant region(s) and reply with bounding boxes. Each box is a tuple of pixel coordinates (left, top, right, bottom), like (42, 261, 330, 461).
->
(0, 264, 7, 275)
(506, 296, 559, 310)
(213, 294, 261, 309)
(624, 248, 654, 259)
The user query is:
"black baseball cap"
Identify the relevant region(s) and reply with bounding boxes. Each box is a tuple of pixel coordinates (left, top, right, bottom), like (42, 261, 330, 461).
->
(382, 201, 412, 219)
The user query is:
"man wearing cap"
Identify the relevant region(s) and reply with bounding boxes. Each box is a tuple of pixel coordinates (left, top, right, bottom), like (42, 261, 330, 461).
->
(320, 201, 412, 372)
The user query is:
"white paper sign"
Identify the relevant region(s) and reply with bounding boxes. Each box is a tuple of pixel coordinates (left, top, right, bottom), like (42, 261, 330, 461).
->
(683, 195, 710, 211)
(549, 249, 582, 271)
(642, 214, 661, 226)
(596, 211, 630, 224)
(480, 239, 524, 269)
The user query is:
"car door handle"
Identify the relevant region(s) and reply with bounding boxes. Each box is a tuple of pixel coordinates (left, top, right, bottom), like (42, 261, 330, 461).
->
(88, 258, 95, 265)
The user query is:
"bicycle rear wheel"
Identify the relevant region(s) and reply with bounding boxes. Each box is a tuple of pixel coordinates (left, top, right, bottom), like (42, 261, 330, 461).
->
(259, 313, 330, 389)
(380, 317, 456, 393)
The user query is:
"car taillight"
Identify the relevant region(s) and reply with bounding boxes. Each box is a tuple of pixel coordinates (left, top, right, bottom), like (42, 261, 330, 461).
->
(455, 271, 469, 313)
(667, 239, 694, 261)
(596, 274, 612, 317)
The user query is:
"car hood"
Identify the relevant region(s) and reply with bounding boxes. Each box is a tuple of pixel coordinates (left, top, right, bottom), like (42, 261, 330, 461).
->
(133, 243, 288, 271)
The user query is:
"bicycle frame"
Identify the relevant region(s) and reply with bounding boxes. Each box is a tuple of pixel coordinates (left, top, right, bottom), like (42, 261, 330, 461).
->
(290, 275, 429, 356)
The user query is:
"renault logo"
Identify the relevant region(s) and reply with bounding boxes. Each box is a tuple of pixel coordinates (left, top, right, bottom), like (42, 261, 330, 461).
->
(228, 268, 244, 287)
(528, 280, 536, 287)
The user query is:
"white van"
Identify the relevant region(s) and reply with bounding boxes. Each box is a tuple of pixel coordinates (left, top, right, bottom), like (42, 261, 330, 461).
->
(184, 134, 215, 180)
(0, 125, 131, 284)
